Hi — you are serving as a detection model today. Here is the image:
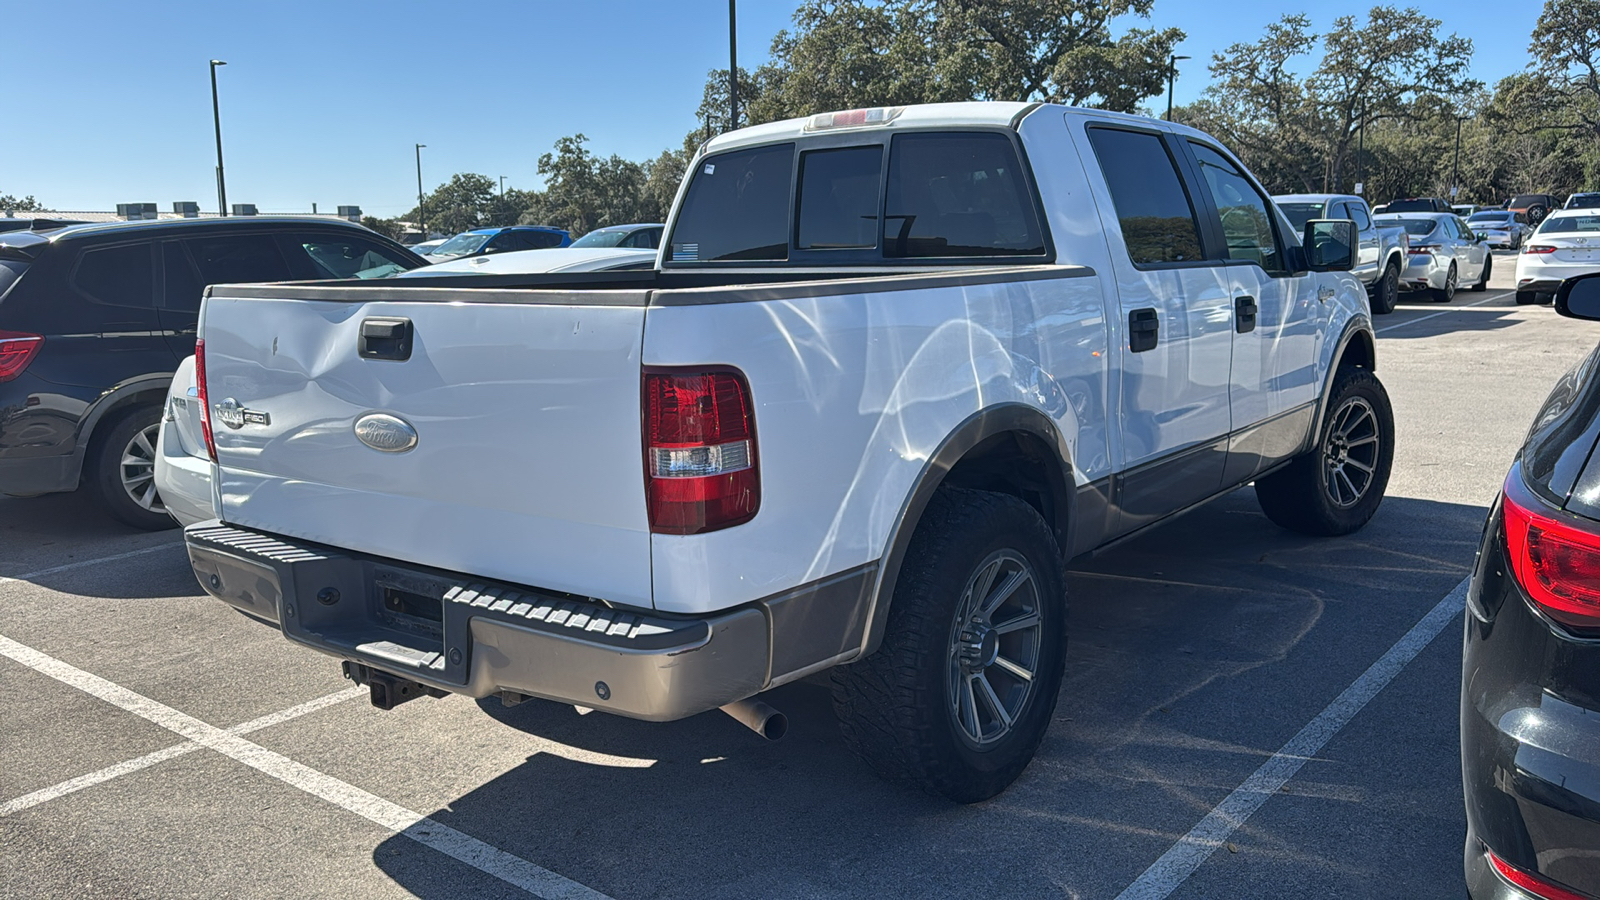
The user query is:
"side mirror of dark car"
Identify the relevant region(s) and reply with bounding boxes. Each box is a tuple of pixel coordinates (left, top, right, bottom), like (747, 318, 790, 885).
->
(1303, 219, 1356, 271)
(1556, 273, 1600, 321)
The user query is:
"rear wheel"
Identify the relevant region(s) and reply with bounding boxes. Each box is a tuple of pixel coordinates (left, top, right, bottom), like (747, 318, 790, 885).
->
(1470, 254, 1491, 291)
(87, 406, 176, 531)
(1370, 261, 1399, 314)
(832, 487, 1066, 803)
(1255, 367, 1394, 536)
(1431, 263, 1457, 303)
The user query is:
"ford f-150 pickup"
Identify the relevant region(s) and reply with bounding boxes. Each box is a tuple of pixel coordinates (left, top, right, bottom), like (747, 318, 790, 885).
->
(182, 102, 1391, 802)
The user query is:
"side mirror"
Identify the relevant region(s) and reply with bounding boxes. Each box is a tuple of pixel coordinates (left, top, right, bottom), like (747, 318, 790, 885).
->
(1556, 273, 1600, 321)
(1303, 219, 1356, 272)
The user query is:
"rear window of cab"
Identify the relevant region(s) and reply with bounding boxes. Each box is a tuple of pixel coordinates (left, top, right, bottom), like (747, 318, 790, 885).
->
(666, 131, 1049, 265)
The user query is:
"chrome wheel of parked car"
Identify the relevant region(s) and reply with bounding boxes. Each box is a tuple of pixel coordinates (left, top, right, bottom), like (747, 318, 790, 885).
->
(947, 549, 1042, 749)
(1432, 263, 1457, 303)
(1323, 396, 1381, 509)
(120, 422, 166, 514)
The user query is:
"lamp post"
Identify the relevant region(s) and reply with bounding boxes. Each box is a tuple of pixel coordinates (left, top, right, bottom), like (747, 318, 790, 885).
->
(499, 175, 506, 196)
(1452, 115, 1470, 202)
(728, 0, 739, 130)
(209, 60, 228, 216)
(415, 144, 427, 239)
(1166, 55, 1190, 121)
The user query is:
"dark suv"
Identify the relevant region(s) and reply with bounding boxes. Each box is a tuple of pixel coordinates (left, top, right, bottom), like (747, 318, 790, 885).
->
(1385, 197, 1454, 213)
(0, 216, 423, 528)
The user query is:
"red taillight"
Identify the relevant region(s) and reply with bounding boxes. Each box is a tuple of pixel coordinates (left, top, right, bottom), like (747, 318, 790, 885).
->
(644, 369, 758, 535)
(0, 330, 43, 383)
(1503, 473, 1600, 632)
(1524, 244, 1557, 255)
(194, 338, 216, 461)
(1487, 849, 1590, 900)
(1408, 244, 1437, 254)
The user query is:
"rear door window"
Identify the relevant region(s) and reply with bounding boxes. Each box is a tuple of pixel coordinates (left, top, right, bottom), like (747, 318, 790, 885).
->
(796, 146, 883, 250)
(185, 234, 293, 286)
(1349, 202, 1372, 230)
(73, 243, 155, 308)
(520, 230, 565, 250)
(1085, 128, 1204, 266)
(883, 133, 1045, 258)
(669, 143, 794, 262)
(162, 242, 204, 311)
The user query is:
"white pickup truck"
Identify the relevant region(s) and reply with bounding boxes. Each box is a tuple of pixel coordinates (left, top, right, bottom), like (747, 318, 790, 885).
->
(183, 102, 1391, 802)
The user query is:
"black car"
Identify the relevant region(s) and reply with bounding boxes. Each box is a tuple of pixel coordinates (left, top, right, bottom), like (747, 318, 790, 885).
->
(0, 216, 424, 528)
(1463, 272, 1600, 900)
(1386, 197, 1454, 213)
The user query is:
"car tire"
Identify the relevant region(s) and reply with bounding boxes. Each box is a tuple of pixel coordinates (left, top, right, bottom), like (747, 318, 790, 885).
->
(1255, 367, 1394, 537)
(1470, 254, 1491, 291)
(86, 406, 178, 531)
(1515, 290, 1539, 305)
(1431, 263, 1457, 302)
(1370, 261, 1399, 314)
(831, 487, 1067, 804)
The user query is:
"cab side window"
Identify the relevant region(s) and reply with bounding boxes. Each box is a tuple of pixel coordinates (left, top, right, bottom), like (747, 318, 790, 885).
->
(1189, 142, 1284, 272)
(73, 243, 155, 309)
(1085, 127, 1204, 266)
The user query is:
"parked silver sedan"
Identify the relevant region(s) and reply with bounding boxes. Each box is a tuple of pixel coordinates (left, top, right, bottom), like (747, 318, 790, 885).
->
(1465, 209, 1530, 250)
(1374, 212, 1493, 302)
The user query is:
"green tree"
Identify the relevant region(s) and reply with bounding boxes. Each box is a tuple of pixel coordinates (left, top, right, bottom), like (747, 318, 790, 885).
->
(0, 193, 44, 213)
(1531, 0, 1600, 141)
(404, 173, 500, 236)
(360, 216, 403, 241)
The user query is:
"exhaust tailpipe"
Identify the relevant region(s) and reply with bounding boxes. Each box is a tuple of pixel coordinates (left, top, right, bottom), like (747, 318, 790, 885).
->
(720, 697, 788, 740)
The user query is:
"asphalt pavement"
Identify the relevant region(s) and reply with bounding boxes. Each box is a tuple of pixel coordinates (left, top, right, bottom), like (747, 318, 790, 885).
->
(0, 252, 1575, 899)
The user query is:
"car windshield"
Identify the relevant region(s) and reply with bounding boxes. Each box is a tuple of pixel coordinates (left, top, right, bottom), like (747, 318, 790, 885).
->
(429, 232, 490, 259)
(1569, 194, 1600, 209)
(570, 229, 629, 248)
(1386, 199, 1436, 212)
(1468, 212, 1513, 224)
(1277, 203, 1325, 231)
(1538, 215, 1600, 234)
(1386, 218, 1440, 237)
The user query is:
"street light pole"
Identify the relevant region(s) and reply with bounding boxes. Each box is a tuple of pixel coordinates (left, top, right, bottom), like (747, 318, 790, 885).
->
(1452, 116, 1467, 201)
(209, 60, 228, 216)
(499, 176, 506, 196)
(1166, 55, 1190, 122)
(728, 0, 739, 130)
(415, 144, 427, 239)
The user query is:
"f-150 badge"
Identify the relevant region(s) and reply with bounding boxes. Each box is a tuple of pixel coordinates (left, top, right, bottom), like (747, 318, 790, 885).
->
(214, 398, 270, 429)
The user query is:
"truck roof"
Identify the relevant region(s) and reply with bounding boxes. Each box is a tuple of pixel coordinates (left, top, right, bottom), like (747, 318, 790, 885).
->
(703, 101, 1037, 154)
(1274, 193, 1364, 205)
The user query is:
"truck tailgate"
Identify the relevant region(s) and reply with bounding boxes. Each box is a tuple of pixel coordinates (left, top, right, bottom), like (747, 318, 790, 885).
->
(200, 286, 653, 608)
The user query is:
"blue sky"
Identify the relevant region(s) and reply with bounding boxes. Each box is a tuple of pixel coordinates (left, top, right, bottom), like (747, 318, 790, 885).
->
(3, 0, 1538, 217)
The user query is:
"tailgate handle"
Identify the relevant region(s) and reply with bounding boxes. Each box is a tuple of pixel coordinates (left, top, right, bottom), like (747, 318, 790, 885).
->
(359, 317, 412, 361)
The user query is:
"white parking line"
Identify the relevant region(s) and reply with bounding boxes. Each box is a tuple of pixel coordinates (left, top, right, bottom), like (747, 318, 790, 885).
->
(1, 685, 365, 817)
(0, 632, 612, 900)
(1375, 290, 1511, 335)
(1113, 577, 1468, 900)
(0, 541, 183, 587)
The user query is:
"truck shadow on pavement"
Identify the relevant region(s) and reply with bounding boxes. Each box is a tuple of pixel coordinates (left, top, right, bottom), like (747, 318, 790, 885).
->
(370, 490, 1484, 900)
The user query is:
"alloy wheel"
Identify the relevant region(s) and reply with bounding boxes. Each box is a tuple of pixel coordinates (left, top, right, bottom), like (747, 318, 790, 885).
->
(1322, 397, 1380, 509)
(119, 423, 166, 514)
(947, 550, 1043, 748)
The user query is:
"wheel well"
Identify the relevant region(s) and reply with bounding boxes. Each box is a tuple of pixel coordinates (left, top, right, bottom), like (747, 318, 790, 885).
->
(939, 430, 1072, 558)
(1339, 329, 1375, 371)
(82, 388, 166, 459)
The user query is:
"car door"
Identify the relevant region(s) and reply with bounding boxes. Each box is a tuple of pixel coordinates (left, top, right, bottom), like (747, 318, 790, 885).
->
(1183, 139, 1330, 484)
(1452, 216, 1487, 280)
(64, 239, 171, 373)
(1080, 123, 1232, 528)
(481, 231, 520, 255)
(1347, 201, 1382, 279)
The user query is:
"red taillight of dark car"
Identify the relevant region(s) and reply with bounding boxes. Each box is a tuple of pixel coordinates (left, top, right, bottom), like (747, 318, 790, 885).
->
(1504, 473, 1600, 632)
(0, 330, 43, 383)
(1488, 849, 1591, 900)
(644, 368, 759, 535)
(195, 338, 216, 461)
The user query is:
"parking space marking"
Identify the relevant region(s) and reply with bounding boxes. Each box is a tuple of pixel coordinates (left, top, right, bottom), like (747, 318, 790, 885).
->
(0, 541, 182, 587)
(1375, 290, 1511, 335)
(1, 685, 365, 817)
(1113, 577, 1467, 900)
(0, 632, 612, 900)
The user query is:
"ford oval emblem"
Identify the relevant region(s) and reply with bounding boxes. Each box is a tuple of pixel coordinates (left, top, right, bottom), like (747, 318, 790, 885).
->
(354, 413, 418, 453)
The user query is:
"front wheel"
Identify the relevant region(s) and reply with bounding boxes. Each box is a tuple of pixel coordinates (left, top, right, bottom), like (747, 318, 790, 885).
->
(832, 487, 1067, 803)
(1255, 368, 1394, 536)
(1470, 253, 1491, 291)
(87, 406, 178, 530)
(1431, 263, 1457, 303)
(1370, 261, 1399, 314)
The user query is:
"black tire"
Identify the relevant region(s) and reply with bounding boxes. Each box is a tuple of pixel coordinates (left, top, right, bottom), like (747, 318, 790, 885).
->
(1431, 263, 1457, 303)
(1370, 261, 1399, 314)
(1255, 368, 1394, 537)
(831, 487, 1067, 803)
(1515, 290, 1539, 305)
(86, 406, 177, 531)
(1470, 253, 1490, 291)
